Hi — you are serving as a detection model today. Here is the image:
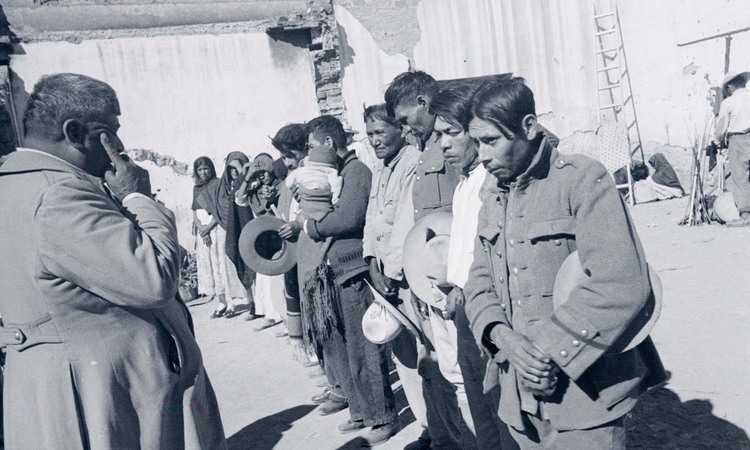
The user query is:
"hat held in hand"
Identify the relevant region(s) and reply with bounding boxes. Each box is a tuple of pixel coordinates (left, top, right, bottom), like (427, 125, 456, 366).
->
(362, 280, 420, 344)
(403, 212, 453, 308)
(239, 216, 297, 276)
(553, 251, 662, 353)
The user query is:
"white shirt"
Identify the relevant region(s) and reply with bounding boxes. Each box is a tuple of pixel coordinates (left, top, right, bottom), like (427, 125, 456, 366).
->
(716, 87, 750, 140)
(446, 163, 487, 289)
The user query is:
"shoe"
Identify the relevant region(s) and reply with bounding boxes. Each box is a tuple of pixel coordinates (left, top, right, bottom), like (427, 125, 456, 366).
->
(315, 378, 329, 388)
(308, 367, 325, 378)
(318, 398, 348, 416)
(244, 313, 258, 321)
(224, 309, 238, 319)
(275, 329, 289, 338)
(311, 389, 330, 404)
(302, 359, 320, 368)
(403, 429, 431, 450)
(363, 420, 401, 447)
(253, 319, 280, 332)
(726, 217, 750, 227)
(210, 306, 227, 319)
(338, 419, 365, 434)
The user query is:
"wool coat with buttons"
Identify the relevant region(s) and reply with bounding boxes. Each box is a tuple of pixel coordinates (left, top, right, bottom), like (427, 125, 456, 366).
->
(465, 138, 661, 432)
(0, 150, 226, 450)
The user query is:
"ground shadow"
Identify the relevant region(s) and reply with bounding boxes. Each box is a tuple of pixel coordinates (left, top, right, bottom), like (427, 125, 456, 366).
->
(227, 404, 317, 450)
(626, 386, 750, 449)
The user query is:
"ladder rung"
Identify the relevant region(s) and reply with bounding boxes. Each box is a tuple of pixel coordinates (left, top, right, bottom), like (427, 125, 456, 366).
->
(595, 28, 617, 37)
(594, 12, 616, 19)
(596, 47, 619, 54)
(596, 66, 620, 73)
(599, 103, 622, 110)
(598, 84, 621, 91)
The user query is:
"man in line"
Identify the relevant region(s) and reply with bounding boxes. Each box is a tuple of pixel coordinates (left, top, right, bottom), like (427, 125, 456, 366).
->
(466, 79, 664, 449)
(430, 83, 518, 449)
(715, 70, 750, 226)
(0, 73, 225, 449)
(385, 70, 463, 450)
(299, 115, 400, 447)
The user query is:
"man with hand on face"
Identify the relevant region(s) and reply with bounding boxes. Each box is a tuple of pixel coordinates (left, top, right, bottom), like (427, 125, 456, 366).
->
(0, 73, 225, 449)
(465, 79, 664, 449)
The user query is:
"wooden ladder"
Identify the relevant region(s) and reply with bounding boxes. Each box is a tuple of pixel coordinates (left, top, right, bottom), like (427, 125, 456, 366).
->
(593, 2, 645, 164)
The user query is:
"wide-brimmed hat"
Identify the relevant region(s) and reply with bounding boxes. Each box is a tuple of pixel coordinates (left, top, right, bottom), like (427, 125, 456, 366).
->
(553, 251, 662, 353)
(362, 280, 420, 344)
(343, 126, 359, 136)
(239, 216, 297, 276)
(713, 191, 740, 224)
(402, 212, 453, 307)
(721, 71, 750, 94)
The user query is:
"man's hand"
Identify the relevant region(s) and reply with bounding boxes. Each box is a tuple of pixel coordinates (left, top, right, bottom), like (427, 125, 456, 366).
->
(191, 220, 199, 236)
(242, 162, 255, 181)
(490, 325, 554, 384)
(442, 286, 463, 321)
(202, 234, 212, 247)
(259, 184, 277, 200)
(520, 364, 561, 397)
(411, 296, 430, 321)
(102, 133, 151, 202)
(368, 259, 398, 299)
(278, 221, 301, 240)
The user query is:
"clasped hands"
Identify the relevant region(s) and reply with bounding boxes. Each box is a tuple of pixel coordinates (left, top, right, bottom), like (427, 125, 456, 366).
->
(490, 325, 561, 397)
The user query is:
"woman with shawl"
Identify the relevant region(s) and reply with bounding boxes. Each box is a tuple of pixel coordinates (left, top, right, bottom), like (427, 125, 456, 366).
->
(197, 152, 255, 318)
(191, 156, 228, 315)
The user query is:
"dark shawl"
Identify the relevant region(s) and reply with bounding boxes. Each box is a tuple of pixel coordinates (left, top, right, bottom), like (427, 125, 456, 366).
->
(192, 157, 218, 211)
(649, 153, 685, 194)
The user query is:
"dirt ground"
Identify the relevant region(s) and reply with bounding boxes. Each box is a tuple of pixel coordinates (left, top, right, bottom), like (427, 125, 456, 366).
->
(189, 195, 750, 450)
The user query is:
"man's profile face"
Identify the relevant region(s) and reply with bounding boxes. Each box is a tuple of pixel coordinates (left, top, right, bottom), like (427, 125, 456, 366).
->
(281, 148, 307, 171)
(82, 111, 122, 178)
(434, 116, 477, 172)
(469, 117, 535, 184)
(393, 99, 435, 146)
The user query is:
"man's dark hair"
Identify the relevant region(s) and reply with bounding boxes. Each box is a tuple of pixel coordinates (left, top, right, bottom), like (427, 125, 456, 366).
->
(384, 70, 438, 116)
(472, 78, 535, 136)
(363, 103, 399, 127)
(271, 123, 307, 155)
(429, 82, 481, 131)
(305, 115, 347, 151)
(23, 73, 120, 140)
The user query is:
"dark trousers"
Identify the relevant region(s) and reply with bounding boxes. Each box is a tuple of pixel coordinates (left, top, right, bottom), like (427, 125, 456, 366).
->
(321, 273, 397, 426)
(455, 304, 519, 450)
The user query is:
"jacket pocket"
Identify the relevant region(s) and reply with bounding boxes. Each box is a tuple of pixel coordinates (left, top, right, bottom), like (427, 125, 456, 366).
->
(526, 217, 576, 296)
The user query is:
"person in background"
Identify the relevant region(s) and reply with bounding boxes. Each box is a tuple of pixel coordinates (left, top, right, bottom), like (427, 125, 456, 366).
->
(0, 72, 225, 449)
(199, 152, 254, 319)
(345, 125, 379, 172)
(715, 71, 750, 226)
(191, 156, 228, 308)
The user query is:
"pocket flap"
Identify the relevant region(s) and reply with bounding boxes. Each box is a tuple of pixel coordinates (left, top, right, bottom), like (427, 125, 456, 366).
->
(527, 217, 575, 240)
(477, 225, 501, 244)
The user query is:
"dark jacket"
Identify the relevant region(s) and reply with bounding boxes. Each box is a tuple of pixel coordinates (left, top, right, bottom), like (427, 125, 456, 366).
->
(307, 151, 372, 284)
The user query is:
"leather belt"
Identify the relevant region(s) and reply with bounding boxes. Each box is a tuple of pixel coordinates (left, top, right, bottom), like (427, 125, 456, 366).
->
(0, 313, 63, 351)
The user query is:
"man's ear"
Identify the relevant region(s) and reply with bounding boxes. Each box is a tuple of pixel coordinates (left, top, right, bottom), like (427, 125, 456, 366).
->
(521, 114, 538, 140)
(62, 119, 87, 150)
(416, 94, 431, 110)
(324, 135, 335, 149)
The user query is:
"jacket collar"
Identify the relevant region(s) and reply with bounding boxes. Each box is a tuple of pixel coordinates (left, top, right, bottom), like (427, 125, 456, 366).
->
(0, 148, 93, 180)
(485, 137, 557, 193)
(420, 134, 446, 174)
(338, 150, 358, 171)
(386, 144, 415, 170)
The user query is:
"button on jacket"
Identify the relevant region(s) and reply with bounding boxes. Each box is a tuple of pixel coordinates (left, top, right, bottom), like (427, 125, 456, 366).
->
(465, 138, 660, 432)
(362, 144, 420, 280)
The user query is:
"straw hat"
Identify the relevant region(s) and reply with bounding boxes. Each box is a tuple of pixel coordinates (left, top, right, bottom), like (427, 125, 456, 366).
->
(402, 212, 453, 307)
(361, 281, 420, 344)
(238, 216, 297, 276)
(553, 251, 662, 353)
(721, 71, 750, 95)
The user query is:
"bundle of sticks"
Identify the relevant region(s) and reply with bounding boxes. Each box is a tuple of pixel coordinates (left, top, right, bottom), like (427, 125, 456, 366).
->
(679, 115, 714, 226)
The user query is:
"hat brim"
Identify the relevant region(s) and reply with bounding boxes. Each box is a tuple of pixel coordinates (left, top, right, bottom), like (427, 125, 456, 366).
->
(402, 212, 453, 307)
(721, 71, 750, 90)
(553, 251, 662, 353)
(239, 216, 297, 276)
(365, 281, 421, 341)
